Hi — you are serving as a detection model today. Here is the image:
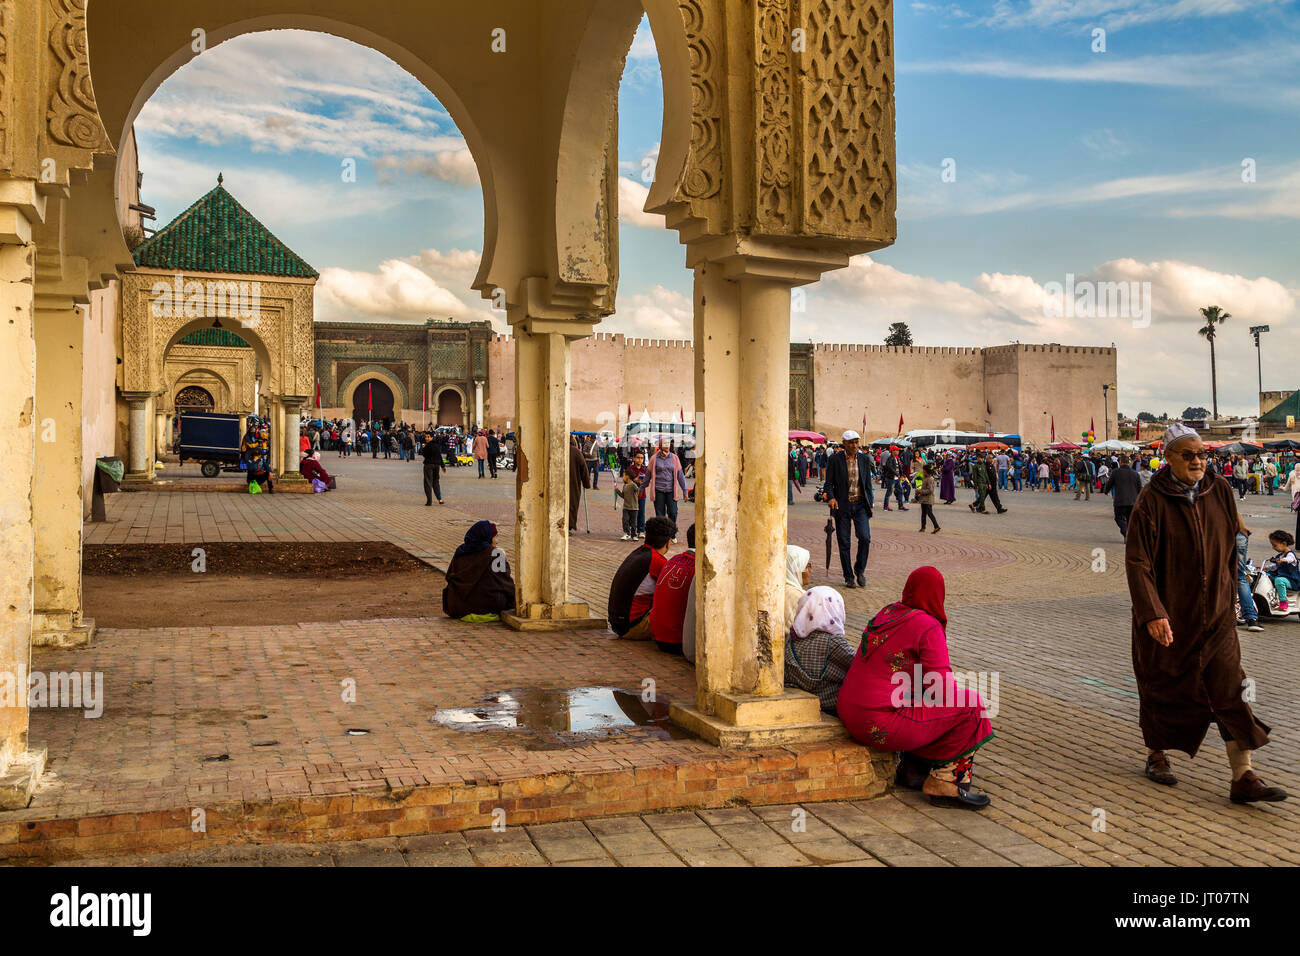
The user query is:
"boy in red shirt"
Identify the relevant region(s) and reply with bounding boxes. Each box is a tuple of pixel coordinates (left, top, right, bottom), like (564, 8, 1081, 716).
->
(650, 524, 696, 654)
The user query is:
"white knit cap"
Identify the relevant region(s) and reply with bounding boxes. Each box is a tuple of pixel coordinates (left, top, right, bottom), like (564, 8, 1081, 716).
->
(1163, 422, 1199, 451)
(842, 430, 860, 442)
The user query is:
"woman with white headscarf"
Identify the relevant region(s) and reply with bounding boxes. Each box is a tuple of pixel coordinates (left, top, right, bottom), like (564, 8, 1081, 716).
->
(784, 545, 812, 633)
(785, 586, 856, 715)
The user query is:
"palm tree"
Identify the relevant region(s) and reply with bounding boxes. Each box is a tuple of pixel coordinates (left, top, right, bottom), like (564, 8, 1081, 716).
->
(1198, 305, 1231, 419)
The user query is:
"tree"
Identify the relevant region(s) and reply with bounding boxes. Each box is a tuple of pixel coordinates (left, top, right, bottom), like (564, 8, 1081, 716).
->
(1197, 305, 1230, 419)
(1181, 406, 1210, 420)
(884, 322, 913, 347)
(1136, 411, 1158, 422)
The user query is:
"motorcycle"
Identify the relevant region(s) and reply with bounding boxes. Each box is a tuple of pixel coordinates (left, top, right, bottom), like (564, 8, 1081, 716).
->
(495, 452, 515, 472)
(1246, 563, 1300, 622)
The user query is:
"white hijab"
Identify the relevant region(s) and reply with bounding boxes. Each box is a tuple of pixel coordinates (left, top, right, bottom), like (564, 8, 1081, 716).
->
(791, 586, 845, 640)
(785, 545, 811, 590)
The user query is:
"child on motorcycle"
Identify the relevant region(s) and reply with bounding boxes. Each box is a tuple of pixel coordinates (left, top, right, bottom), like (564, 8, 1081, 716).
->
(1263, 530, 1300, 613)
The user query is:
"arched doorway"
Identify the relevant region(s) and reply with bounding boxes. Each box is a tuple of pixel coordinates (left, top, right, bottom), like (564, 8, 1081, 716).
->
(437, 388, 464, 427)
(175, 385, 215, 411)
(354, 379, 395, 426)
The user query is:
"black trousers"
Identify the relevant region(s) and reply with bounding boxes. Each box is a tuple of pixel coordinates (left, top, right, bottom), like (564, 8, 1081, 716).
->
(1114, 505, 1133, 537)
(987, 486, 1004, 511)
(488, 455, 498, 478)
(920, 503, 939, 530)
(423, 464, 443, 504)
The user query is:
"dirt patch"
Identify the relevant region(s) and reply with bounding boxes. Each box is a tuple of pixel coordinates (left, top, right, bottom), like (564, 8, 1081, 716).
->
(84, 541, 427, 576)
(84, 541, 446, 628)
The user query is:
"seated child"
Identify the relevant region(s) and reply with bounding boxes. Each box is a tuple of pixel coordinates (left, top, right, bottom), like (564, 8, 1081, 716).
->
(1262, 530, 1299, 612)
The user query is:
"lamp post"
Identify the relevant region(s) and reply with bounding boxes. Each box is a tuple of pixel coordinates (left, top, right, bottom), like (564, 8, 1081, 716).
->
(1249, 325, 1269, 409)
(1101, 384, 1114, 441)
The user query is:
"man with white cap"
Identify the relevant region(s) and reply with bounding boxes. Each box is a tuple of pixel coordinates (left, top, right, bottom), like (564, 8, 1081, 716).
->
(1125, 423, 1285, 803)
(821, 430, 874, 589)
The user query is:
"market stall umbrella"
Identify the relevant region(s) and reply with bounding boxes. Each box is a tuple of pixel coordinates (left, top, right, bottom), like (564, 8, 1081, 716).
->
(1047, 441, 1082, 451)
(868, 436, 912, 448)
(1264, 439, 1300, 450)
(788, 429, 827, 444)
(1091, 439, 1139, 453)
(971, 440, 1009, 451)
(1215, 441, 1265, 456)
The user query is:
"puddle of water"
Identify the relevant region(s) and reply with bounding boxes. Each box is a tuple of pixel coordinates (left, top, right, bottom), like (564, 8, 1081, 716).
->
(432, 686, 692, 747)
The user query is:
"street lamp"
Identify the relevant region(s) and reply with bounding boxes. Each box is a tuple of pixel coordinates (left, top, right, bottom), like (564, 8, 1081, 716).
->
(1249, 325, 1269, 407)
(1101, 384, 1115, 441)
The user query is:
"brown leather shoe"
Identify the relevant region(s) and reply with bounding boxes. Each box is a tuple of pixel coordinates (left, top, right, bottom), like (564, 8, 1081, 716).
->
(1230, 770, 1288, 804)
(1145, 752, 1177, 786)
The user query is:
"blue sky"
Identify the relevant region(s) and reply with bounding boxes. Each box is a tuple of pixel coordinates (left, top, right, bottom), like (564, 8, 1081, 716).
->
(133, 1, 1299, 418)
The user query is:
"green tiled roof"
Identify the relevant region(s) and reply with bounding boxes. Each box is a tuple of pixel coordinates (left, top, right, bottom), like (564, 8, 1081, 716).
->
(132, 178, 318, 278)
(175, 327, 253, 348)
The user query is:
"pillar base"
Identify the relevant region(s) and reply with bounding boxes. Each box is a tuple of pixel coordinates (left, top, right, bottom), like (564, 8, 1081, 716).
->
(501, 603, 607, 632)
(0, 746, 47, 811)
(670, 690, 847, 748)
(121, 471, 154, 484)
(31, 615, 95, 649)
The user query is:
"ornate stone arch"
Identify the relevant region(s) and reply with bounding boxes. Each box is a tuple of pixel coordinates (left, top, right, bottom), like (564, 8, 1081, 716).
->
(339, 365, 410, 413)
(170, 367, 235, 412)
(433, 383, 469, 427)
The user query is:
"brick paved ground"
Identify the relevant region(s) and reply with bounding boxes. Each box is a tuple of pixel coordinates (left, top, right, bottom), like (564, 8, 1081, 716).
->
(30, 457, 1300, 865)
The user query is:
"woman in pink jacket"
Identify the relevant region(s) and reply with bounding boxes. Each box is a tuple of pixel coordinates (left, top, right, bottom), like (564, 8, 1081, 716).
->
(836, 565, 995, 810)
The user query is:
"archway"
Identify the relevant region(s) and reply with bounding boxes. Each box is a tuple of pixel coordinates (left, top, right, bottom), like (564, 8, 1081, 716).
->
(175, 385, 215, 411)
(353, 379, 395, 426)
(437, 388, 464, 428)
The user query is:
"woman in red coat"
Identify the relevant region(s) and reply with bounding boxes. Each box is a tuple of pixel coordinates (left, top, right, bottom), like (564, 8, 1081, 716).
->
(837, 566, 995, 809)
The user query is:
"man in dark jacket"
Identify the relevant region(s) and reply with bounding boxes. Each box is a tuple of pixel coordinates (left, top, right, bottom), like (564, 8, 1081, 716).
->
(1103, 454, 1143, 537)
(1125, 423, 1285, 804)
(487, 429, 500, 479)
(821, 430, 874, 589)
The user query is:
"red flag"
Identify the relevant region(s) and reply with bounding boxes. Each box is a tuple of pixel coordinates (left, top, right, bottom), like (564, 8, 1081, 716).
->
(862, 412, 866, 433)
(1135, 418, 1141, 441)
(422, 385, 427, 412)
(897, 413, 904, 436)
(679, 406, 684, 422)
(314, 379, 320, 408)
(1090, 417, 1095, 434)
(368, 383, 373, 414)
(1050, 415, 1055, 442)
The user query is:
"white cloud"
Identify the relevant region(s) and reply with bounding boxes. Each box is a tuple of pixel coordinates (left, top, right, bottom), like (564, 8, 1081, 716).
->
(608, 285, 692, 338)
(617, 177, 667, 228)
(314, 249, 500, 327)
(984, 0, 1290, 30)
(140, 153, 408, 228)
(374, 148, 480, 188)
(136, 30, 471, 162)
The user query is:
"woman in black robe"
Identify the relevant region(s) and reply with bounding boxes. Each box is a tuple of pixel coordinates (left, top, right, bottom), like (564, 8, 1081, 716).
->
(442, 520, 516, 620)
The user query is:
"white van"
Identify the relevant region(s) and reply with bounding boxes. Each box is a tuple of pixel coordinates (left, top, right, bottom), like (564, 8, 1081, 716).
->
(622, 420, 696, 457)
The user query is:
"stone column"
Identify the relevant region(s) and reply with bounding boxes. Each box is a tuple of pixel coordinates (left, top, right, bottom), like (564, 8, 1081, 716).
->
(0, 182, 48, 805)
(474, 379, 484, 430)
(281, 399, 308, 481)
(670, 250, 850, 747)
(32, 279, 94, 649)
(122, 391, 154, 481)
(504, 320, 601, 630)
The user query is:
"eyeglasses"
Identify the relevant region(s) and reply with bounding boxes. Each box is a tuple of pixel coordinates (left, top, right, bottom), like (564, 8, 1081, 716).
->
(1177, 450, 1209, 461)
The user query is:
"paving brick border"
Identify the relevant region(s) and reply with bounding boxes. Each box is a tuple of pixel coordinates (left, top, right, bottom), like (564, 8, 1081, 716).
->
(1, 744, 893, 863)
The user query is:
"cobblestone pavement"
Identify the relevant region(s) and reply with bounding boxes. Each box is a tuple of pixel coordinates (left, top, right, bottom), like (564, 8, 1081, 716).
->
(63, 457, 1300, 866)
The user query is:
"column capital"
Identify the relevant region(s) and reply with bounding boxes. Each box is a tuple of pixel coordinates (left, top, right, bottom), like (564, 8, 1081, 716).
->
(120, 390, 152, 406)
(685, 234, 857, 286)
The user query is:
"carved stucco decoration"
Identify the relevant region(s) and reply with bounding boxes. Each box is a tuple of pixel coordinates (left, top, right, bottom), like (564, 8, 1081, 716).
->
(120, 272, 315, 400)
(45, 0, 109, 154)
(665, 0, 895, 248)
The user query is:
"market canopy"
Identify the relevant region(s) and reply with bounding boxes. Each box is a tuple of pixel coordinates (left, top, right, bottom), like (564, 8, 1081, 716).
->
(1090, 439, 1139, 453)
(1215, 442, 1264, 456)
(1047, 441, 1081, 450)
(971, 441, 1009, 451)
(1264, 439, 1300, 450)
(869, 436, 911, 447)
